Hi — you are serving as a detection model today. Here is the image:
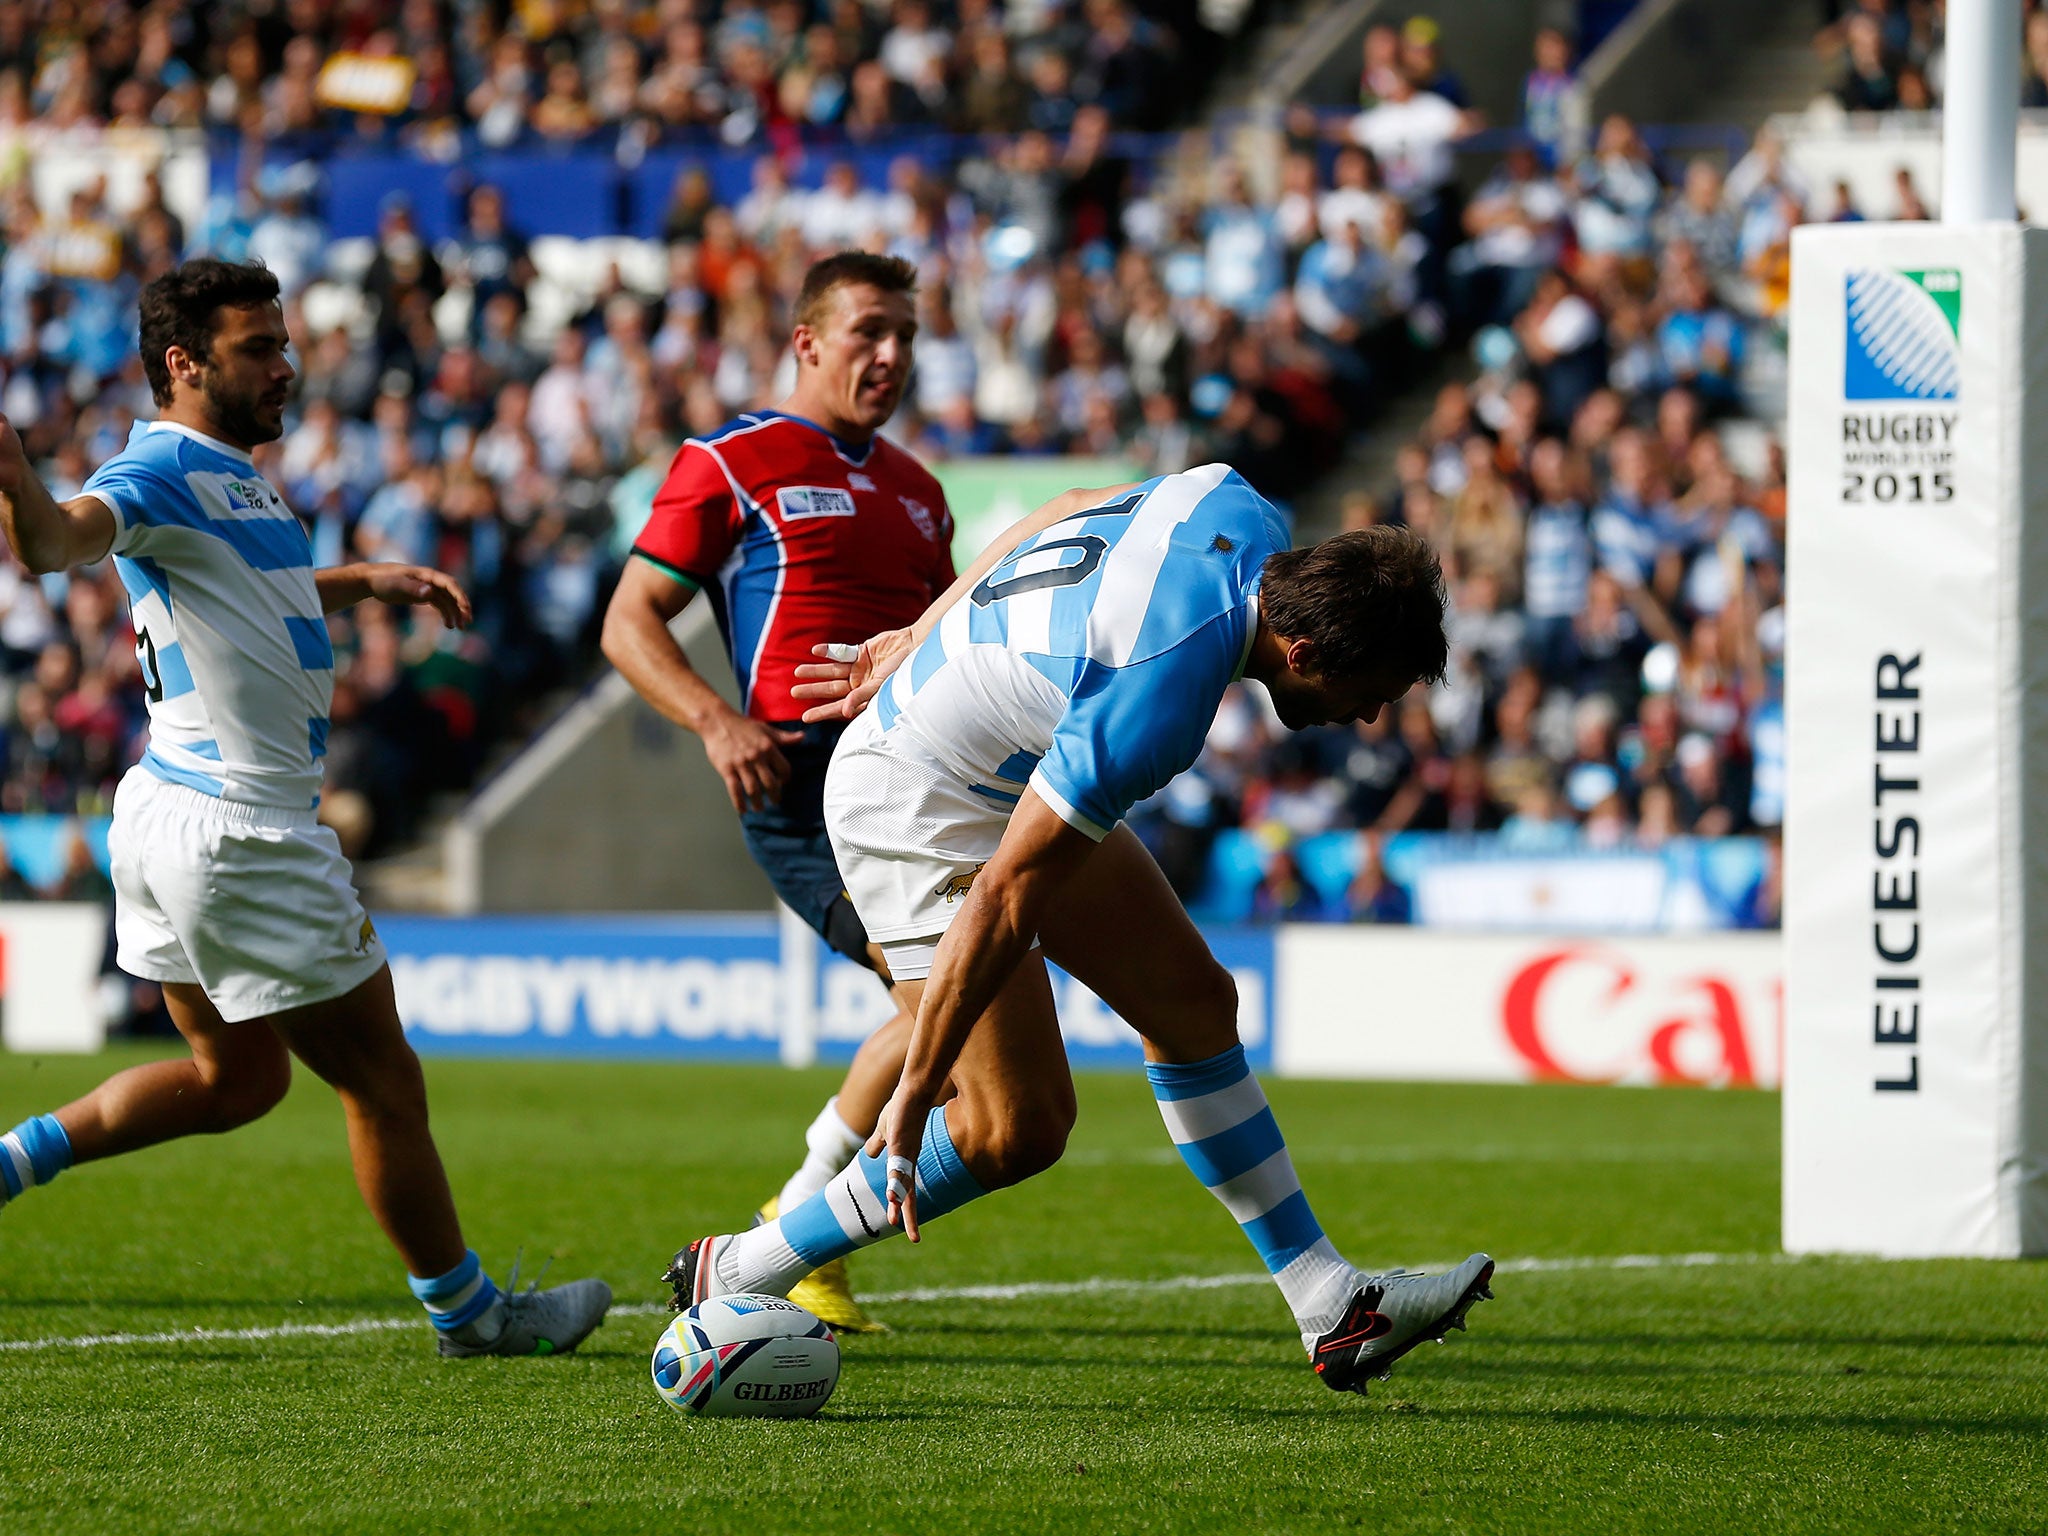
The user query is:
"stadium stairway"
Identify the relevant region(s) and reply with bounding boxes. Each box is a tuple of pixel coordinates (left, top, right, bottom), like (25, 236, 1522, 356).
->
(1668, 4, 1835, 131)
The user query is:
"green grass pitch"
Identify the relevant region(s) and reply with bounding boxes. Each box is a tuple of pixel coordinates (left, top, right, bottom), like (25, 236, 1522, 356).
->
(3, 1047, 2044, 1534)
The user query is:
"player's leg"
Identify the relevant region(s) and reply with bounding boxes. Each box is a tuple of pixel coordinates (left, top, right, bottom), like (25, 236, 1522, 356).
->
(1040, 825, 1493, 1393)
(263, 967, 464, 1279)
(1, 989, 292, 1211)
(772, 913, 911, 1215)
(670, 952, 1073, 1305)
(268, 964, 611, 1357)
(740, 766, 913, 1329)
(4, 777, 294, 1211)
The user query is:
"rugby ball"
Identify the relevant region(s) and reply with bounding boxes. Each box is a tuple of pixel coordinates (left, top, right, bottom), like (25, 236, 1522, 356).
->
(651, 1294, 840, 1418)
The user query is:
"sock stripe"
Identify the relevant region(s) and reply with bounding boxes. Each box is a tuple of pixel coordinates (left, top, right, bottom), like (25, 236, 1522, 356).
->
(1145, 1045, 1253, 1101)
(1154, 1073, 1269, 1143)
(740, 1106, 988, 1289)
(435, 1278, 499, 1332)
(1241, 1190, 1324, 1273)
(1177, 1107, 1287, 1187)
(408, 1250, 500, 1333)
(0, 1137, 26, 1198)
(1149, 1046, 1337, 1298)
(1210, 1145, 1306, 1225)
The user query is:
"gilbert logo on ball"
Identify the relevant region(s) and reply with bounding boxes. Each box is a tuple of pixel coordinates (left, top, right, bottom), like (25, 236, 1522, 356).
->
(1844, 268, 1961, 401)
(651, 1294, 840, 1418)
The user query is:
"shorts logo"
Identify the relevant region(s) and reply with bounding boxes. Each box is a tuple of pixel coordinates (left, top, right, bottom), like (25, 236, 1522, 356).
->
(899, 497, 937, 541)
(1845, 268, 1960, 401)
(354, 915, 378, 955)
(777, 486, 859, 520)
(933, 863, 984, 904)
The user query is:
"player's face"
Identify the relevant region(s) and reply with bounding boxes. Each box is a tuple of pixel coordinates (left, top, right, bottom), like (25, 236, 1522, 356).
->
(1265, 650, 1414, 732)
(808, 284, 917, 434)
(197, 301, 296, 447)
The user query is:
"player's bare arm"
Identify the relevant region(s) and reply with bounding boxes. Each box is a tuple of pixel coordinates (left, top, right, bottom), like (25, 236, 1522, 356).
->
(792, 480, 1141, 723)
(600, 556, 802, 813)
(867, 791, 1096, 1239)
(315, 563, 474, 628)
(0, 411, 116, 574)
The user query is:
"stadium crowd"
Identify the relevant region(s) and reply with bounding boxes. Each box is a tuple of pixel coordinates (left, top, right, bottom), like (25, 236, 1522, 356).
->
(0, 0, 1218, 146)
(1816, 0, 2048, 116)
(0, 9, 1786, 925)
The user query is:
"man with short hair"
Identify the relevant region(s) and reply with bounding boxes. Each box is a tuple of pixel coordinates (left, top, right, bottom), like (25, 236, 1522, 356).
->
(0, 258, 611, 1358)
(602, 251, 955, 1332)
(666, 463, 1496, 1396)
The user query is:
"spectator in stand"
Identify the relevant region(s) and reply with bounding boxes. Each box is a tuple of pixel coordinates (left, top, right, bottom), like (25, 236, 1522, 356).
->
(1202, 162, 1284, 319)
(1343, 59, 1476, 256)
(1294, 216, 1388, 370)
(246, 165, 326, 301)
(1523, 26, 1577, 166)
(1835, 13, 1901, 110)
(1515, 268, 1606, 427)
(2025, 9, 2048, 108)
(1521, 437, 1594, 684)
(1400, 16, 1470, 109)
(1344, 833, 1411, 924)
(1654, 263, 1745, 411)
(1451, 144, 1569, 330)
(1320, 146, 1391, 248)
(1251, 844, 1325, 922)
(445, 184, 534, 331)
(1571, 115, 1662, 268)
(1658, 161, 1740, 284)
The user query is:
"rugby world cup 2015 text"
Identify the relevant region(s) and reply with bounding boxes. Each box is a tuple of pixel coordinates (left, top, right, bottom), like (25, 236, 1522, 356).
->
(1840, 413, 1957, 507)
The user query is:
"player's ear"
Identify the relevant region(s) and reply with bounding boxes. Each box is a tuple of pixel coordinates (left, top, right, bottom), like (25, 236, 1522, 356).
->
(1285, 636, 1319, 678)
(791, 324, 817, 367)
(163, 343, 204, 390)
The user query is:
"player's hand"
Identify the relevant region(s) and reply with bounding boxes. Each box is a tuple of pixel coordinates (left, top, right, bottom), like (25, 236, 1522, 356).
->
(864, 1080, 936, 1243)
(364, 564, 474, 629)
(703, 712, 804, 813)
(790, 628, 915, 723)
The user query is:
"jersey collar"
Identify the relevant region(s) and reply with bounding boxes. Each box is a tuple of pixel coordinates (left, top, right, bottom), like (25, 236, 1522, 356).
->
(757, 409, 876, 467)
(1234, 591, 1261, 681)
(146, 420, 256, 465)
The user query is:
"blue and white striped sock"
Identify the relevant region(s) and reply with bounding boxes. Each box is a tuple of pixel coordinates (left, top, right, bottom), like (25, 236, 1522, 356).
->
(408, 1250, 502, 1336)
(1148, 1045, 1357, 1344)
(718, 1105, 987, 1296)
(0, 1114, 73, 1207)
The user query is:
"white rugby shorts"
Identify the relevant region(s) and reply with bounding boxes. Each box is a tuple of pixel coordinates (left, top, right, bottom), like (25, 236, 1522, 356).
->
(823, 708, 1019, 982)
(109, 765, 387, 1023)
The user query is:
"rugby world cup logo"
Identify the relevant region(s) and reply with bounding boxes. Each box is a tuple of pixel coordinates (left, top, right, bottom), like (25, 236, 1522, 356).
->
(1844, 268, 1961, 401)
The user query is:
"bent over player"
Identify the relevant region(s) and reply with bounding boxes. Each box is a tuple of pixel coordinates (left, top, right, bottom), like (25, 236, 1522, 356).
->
(0, 259, 610, 1358)
(602, 252, 953, 1330)
(667, 462, 1494, 1395)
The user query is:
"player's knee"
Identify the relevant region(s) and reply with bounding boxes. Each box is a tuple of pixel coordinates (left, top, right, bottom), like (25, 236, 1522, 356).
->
(976, 1102, 1074, 1187)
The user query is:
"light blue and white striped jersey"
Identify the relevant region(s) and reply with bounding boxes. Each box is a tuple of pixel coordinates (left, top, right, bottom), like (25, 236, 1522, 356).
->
(870, 462, 1285, 840)
(82, 422, 331, 809)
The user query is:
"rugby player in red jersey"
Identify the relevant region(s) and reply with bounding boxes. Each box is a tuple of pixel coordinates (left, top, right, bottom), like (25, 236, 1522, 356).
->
(601, 252, 954, 1330)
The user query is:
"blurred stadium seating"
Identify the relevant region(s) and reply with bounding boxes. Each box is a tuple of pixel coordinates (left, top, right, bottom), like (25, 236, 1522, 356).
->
(34, 0, 2029, 933)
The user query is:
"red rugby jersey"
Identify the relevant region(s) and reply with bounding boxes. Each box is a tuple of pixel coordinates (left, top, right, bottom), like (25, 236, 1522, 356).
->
(632, 410, 957, 721)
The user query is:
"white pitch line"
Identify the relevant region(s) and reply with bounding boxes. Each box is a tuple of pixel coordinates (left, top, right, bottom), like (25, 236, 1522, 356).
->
(0, 1252, 1789, 1355)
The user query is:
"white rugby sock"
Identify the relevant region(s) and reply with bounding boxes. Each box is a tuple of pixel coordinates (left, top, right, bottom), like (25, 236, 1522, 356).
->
(776, 1097, 866, 1213)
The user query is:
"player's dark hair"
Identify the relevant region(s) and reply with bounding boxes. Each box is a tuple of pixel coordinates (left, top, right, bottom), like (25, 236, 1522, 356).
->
(1259, 526, 1449, 688)
(791, 251, 918, 334)
(138, 258, 282, 407)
